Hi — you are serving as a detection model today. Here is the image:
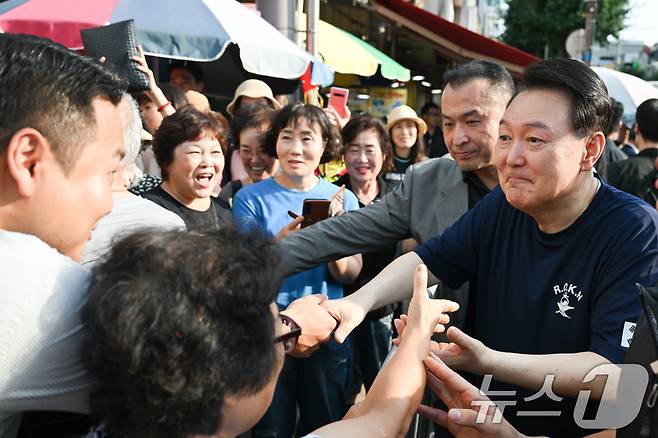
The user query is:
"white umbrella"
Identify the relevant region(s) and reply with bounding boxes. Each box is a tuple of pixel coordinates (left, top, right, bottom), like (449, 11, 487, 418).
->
(592, 66, 658, 123)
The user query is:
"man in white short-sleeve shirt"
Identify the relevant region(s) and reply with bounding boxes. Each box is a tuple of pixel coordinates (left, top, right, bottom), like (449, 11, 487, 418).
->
(0, 34, 126, 437)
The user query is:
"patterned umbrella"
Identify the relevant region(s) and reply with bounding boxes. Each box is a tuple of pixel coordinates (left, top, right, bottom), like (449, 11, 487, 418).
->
(0, 0, 333, 87)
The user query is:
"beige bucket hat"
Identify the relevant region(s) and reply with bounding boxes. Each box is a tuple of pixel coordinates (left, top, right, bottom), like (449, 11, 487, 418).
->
(386, 105, 427, 137)
(185, 90, 211, 113)
(226, 79, 282, 115)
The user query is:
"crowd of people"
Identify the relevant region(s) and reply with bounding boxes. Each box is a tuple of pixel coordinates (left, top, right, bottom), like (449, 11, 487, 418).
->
(2, 31, 658, 438)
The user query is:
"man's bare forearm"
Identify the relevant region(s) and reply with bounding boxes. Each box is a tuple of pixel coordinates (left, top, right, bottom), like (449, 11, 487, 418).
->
(346, 252, 429, 312)
(486, 350, 611, 399)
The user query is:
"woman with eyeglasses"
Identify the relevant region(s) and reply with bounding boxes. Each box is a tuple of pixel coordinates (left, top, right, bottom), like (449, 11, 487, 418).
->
(218, 105, 278, 208)
(233, 103, 362, 438)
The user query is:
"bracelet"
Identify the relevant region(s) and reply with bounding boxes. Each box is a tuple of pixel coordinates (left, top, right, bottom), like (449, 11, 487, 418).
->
(157, 101, 171, 112)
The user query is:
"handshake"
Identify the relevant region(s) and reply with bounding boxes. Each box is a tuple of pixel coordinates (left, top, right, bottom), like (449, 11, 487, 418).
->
(280, 265, 460, 358)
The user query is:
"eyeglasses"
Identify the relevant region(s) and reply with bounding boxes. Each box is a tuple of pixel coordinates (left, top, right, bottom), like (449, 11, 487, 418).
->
(274, 314, 302, 354)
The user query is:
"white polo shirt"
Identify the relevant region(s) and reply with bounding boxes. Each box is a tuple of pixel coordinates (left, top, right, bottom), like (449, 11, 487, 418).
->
(0, 231, 92, 437)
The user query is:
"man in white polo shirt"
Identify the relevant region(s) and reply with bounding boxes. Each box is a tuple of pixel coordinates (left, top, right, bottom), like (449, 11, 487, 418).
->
(0, 34, 126, 437)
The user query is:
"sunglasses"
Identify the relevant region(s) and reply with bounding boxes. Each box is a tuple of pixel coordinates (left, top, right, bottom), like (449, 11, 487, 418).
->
(274, 314, 302, 354)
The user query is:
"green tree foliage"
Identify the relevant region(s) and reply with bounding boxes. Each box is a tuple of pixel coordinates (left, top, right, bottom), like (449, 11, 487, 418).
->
(503, 0, 630, 58)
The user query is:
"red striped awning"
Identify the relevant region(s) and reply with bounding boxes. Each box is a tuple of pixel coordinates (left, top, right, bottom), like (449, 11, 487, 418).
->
(372, 0, 539, 75)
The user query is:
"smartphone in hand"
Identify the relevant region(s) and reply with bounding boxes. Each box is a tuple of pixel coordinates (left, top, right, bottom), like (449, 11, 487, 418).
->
(301, 199, 331, 228)
(328, 87, 349, 119)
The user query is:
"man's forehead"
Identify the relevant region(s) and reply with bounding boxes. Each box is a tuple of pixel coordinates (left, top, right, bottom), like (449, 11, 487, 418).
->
(442, 79, 500, 115)
(502, 89, 571, 131)
(444, 77, 493, 97)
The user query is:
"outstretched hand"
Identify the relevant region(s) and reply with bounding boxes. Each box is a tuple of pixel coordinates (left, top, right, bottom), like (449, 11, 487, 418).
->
(321, 297, 367, 344)
(419, 354, 526, 438)
(432, 326, 493, 375)
(392, 265, 459, 346)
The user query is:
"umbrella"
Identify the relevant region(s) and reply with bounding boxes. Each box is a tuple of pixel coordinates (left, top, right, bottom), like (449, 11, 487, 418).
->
(592, 66, 658, 124)
(0, 0, 334, 95)
(300, 16, 410, 82)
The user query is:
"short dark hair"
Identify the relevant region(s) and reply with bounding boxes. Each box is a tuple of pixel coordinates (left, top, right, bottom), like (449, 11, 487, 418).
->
(169, 60, 205, 83)
(153, 106, 223, 179)
(443, 60, 515, 100)
(264, 103, 341, 164)
(635, 98, 658, 143)
(230, 105, 277, 152)
(0, 34, 125, 171)
(84, 227, 281, 438)
(606, 98, 624, 136)
(420, 102, 440, 116)
(341, 115, 394, 174)
(520, 59, 612, 139)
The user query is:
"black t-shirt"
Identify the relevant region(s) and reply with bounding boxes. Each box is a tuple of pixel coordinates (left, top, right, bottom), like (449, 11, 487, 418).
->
(141, 185, 232, 231)
(460, 170, 491, 335)
(607, 148, 658, 203)
(416, 180, 658, 437)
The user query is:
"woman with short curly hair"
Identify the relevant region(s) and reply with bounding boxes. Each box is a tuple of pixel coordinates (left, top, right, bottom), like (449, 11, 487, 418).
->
(141, 106, 232, 230)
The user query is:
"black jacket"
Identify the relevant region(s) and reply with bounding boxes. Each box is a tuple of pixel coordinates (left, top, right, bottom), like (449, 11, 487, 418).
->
(607, 148, 658, 204)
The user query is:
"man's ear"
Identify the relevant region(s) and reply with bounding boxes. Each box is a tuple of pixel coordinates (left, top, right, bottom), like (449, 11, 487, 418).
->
(5, 128, 50, 197)
(582, 131, 606, 171)
(635, 124, 642, 142)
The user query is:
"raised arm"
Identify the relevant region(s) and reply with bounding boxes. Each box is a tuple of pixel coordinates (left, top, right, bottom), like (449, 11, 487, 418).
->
(433, 327, 612, 399)
(323, 252, 434, 343)
(310, 265, 459, 438)
(131, 46, 175, 118)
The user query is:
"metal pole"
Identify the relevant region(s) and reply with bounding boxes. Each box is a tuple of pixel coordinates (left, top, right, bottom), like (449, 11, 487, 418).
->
(257, 0, 296, 42)
(306, 0, 319, 57)
(583, 0, 597, 65)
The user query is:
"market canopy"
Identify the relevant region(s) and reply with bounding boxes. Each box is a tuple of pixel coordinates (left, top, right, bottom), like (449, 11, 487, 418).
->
(0, 0, 334, 87)
(315, 19, 410, 82)
(371, 0, 538, 75)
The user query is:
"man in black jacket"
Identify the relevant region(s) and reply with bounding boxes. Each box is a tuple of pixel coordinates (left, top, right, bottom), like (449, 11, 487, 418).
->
(607, 99, 658, 203)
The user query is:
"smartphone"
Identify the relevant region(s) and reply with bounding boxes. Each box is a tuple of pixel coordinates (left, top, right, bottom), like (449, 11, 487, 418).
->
(301, 199, 331, 228)
(328, 87, 349, 119)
